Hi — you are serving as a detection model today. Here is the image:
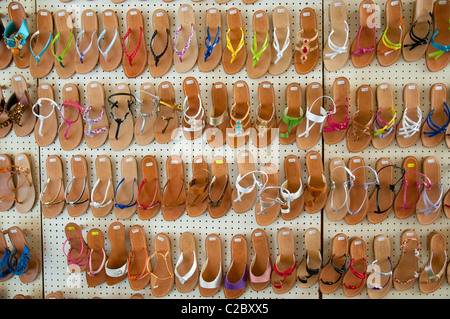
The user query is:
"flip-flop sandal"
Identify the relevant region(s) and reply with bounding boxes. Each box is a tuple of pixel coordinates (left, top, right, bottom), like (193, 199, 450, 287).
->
(9, 74, 34, 137)
(74, 9, 99, 74)
(127, 225, 150, 291)
(342, 237, 367, 297)
(367, 234, 393, 299)
(319, 233, 349, 294)
(122, 8, 147, 79)
(32, 83, 58, 147)
(222, 8, 246, 75)
(161, 155, 186, 221)
(114, 155, 138, 220)
(396, 83, 422, 148)
(416, 156, 444, 225)
(325, 158, 354, 222)
(11, 153, 35, 214)
(418, 231, 448, 294)
(271, 227, 297, 294)
(232, 150, 262, 214)
(7, 226, 40, 284)
(97, 9, 122, 72)
(376, 0, 405, 67)
(346, 84, 375, 153)
(186, 155, 210, 218)
(421, 83, 450, 148)
(65, 155, 90, 218)
(198, 8, 222, 73)
(174, 232, 199, 293)
(279, 83, 303, 145)
(351, 0, 377, 68)
(108, 83, 136, 151)
(296, 82, 328, 150)
(0, 88, 11, 138)
(251, 81, 277, 148)
(294, 8, 319, 74)
(137, 155, 161, 221)
(255, 163, 281, 226)
(0, 230, 13, 282)
(393, 229, 423, 291)
(0, 155, 16, 212)
(52, 10, 76, 79)
(208, 156, 232, 219)
(58, 83, 84, 151)
(45, 291, 64, 299)
(297, 227, 322, 288)
(6, 2, 31, 69)
(269, 6, 292, 76)
(40, 155, 65, 219)
(402, 0, 434, 62)
(84, 81, 109, 149)
(148, 233, 174, 297)
(199, 233, 223, 297)
(206, 82, 230, 148)
(29, 9, 54, 79)
(86, 228, 108, 288)
(173, 4, 198, 73)
(323, 0, 350, 71)
(0, 20, 12, 70)
(154, 82, 181, 144)
(344, 157, 379, 225)
(134, 83, 157, 146)
(280, 155, 304, 221)
(372, 83, 397, 149)
(246, 10, 271, 79)
(226, 80, 252, 148)
(425, 0, 450, 72)
(249, 229, 271, 291)
(323, 77, 350, 145)
(90, 155, 114, 218)
(304, 151, 327, 214)
(367, 158, 406, 224)
(63, 222, 89, 273)
(105, 221, 128, 286)
(182, 77, 206, 141)
(223, 234, 248, 299)
(149, 9, 173, 78)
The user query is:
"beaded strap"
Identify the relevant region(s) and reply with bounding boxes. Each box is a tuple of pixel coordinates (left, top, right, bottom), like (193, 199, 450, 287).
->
(173, 23, 194, 63)
(122, 27, 143, 67)
(150, 28, 169, 67)
(83, 105, 108, 137)
(394, 237, 423, 285)
(29, 30, 52, 64)
(295, 28, 319, 64)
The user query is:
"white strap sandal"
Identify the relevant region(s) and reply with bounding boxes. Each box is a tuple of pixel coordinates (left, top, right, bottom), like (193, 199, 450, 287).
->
(182, 94, 205, 133)
(297, 95, 336, 139)
(233, 170, 268, 203)
(279, 178, 303, 214)
(346, 165, 379, 216)
(199, 260, 222, 289)
(134, 89, 158, 135)
(31, 97, 58, 137)
(90, 178, 112, 209)
(417, 182, 444, 216)
(324, 20, 349, 60)
(329, 165, 355, 213)
(272, 25, 290, 64)
(174, 250, 197, 285)
(398, 106, 422, 138)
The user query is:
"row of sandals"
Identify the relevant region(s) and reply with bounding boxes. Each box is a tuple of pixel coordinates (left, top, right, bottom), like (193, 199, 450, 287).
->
(2, 150, 446, 226)
(61, 223, 450, 298)
(2, 75, 450, 151)
(3, 0, 450, 79)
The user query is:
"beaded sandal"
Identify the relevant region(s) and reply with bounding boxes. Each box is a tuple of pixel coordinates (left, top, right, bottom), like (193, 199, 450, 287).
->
(6, 2, 31, 69)
(173, 4, 197, 73)
(393, 230, 423, 291)
(294, 8, 319, 74)
(0, 20, 12, 70)
(122, 8, 147, 79)
(226, 81, 252, 148)
(83, 82, 108, 149)
(149, 9, 172, 78)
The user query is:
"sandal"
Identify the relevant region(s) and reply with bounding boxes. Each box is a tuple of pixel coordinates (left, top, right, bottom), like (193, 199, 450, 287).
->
(8, 74, 34, 137)
(199, 233, 223, 297)
(376, 0, 405, 67)
(351, 0, 377, 68)
(29, 9, 54, 78)
(0, 88, 11, 138)
(280, 155, 304, 221)
(148, 233, 174, 298)
(223, 234, 248, 299)
(271, 227, 297, 294)
(222, 7, 246, 75)
(161, 155, 186, 221)
(367, 234, 393, 299)
(186, 155, 210, 218)
(32, 83, 58, 147)
(246, 10, 271, 79)
(372, 83, 397, 149)
(208, 156, 232, 219)
(0, 20, 12, 70)
(65, 155, 90, 218)
(304, 151, 327, 214)
(114, 155, 138, 220)
(154, 81, 182, 144)
(58, 83, 84, 151)
(173, 4, 198, 73)
(174, 232, 199, 293)
(40, 155, 65, 219)
(425, 0, 450, 72)
(323, 0, 350, 71)
(90, 155, 114, 218)
(182, 77, 206, 141)
(86, 228, 107, 288)
(84, 81, 109, 149)
(198, 8, 222, 73)
(134, 83, 157, 146)
(97, 9, 122, 72)
(149, 9, 173, 78)
(323, 77, 350, 145)
(393, 229, 423, 291)
(249, 229, 271, 291)
(444, 188, 450, 219)
(0, 154, 21, 212)
(52, 10, 76, 79)
(63, 223, 89, 273)
(294, 7, 319, 74)
(105, 222, 128, 286)
(279, 83, 303, 145)
(122, 8, 147, 78)
(6, 2, 31, 69)
(251, 81, 277, 148)
(346, 84, 375, 153)
(74, 9, 99, 75)
(137, 155, 161, 221)
(319, 233, 349, 294)
(297, 227, 322, 288)
(0, 230, 13, 282)
(269, 6, 292, 75)
(226, 80, 252, 148)
(11, 153, 35, 214)
(396, 83, 422, 148)
(342, 237, 367, 297)
(255, 163, 281, 226)
(206, 82, 230, 148)
(127, 225, 150, 291)
(325, 157, 354, 221)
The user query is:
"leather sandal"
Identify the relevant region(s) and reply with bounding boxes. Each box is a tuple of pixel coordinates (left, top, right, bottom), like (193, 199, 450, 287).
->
(122, 8, 147, 78)
(367, 234, 393, 299)
(154, 81, 181, 144)
(342, 237, 367, 297)
(86, 228, 108, 288)
(249, 229, 271, 291)
(251, 81, 277, 148)
(226, 80, 252, 148)
(9, 74, 34, 137)
(127, 225, 150, 291)
(297, 227, 322, 288)
(74, 9, 99, 75)
(105, 222, 128, 286)
(198, 8, 222, 73)
(323, 77, 350, 145)
(0, 20, 12, 70)
(186, 155, 210, 217)
(304, 151, 327, 214)
(271, 227, 297, 294)
(0, 226, 13, 282)
(174, 232, 199, 293)
(29, 9, 54, 79)
(372, 83, 397, 149)
(137, 155, 161, 221)
(0, 88, 11, 138)
(148, 233, 174, 298)
(421, 83, 449, 148)
(6, 2, 31, 69)
(98, 9, 122, 72)
(223, 234, 248, 299)
(173, 4, 198, 73)
(279, 83, 303, 145)
(32, 83, 58, 147)
(63, 222, 89, 273)
(393, 229, 423, 291)
(11, 153, 35, 214)
(269, 6, 292, 75)
(319, 232, 349, 294)
(0, 154, 19, 212)
(246, 10, 271, 79)
(396, 83, 422, 148)
(444, 188, 450, 219)
(206, 82, 230, 148)
(425, 0, 450, 72)
(58, 83, 84, 151)
(149, 9, 173, 78)
(222, 7, 246, 75)
(182, 77, 206, 141)
(294, 7, 319, 74)
(208, 156, 232, 219)
(255, 163, 281, 226)
(199, 233, 223, 297)
(108, 83, 135, 151)
(280, 154, 304, 221)
(65, 155, 90, 218)
(40, 155, 65, 219)
(351, 0, 377, 68)
(161, 155, 186, 221)
(90, 155, 114, 218)
(134, 83, 157, 146)
(52, 10, 76, 79)
(114, 155, 138, 220)
(84, 81, 109, 149)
